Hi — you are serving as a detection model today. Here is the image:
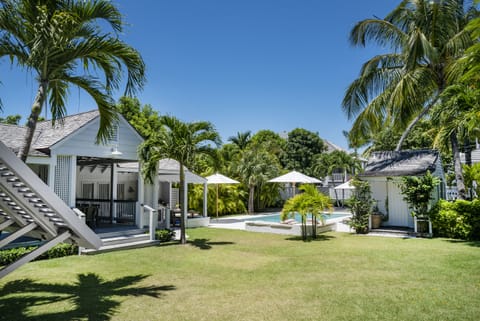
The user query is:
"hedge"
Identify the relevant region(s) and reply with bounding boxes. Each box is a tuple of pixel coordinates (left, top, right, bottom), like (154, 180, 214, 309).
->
(430, 199, 480, 240)
(0, 243, 78, 266)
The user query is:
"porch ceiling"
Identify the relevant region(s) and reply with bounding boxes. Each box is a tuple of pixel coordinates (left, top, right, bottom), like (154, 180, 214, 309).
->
(77, 156, 135, 173)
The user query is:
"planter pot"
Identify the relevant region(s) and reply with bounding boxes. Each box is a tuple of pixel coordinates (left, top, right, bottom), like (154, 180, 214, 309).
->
(371, 214, 383, 229)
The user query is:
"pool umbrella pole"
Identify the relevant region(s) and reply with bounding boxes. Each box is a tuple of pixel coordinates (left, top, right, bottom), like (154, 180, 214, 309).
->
(205, 173, 240, 220)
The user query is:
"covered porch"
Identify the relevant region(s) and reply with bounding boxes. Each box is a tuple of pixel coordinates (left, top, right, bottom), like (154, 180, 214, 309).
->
(118, 159, 210, 229)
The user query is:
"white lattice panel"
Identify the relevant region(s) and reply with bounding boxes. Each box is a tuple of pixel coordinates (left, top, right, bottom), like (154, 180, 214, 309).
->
(54, 155, 72, 204)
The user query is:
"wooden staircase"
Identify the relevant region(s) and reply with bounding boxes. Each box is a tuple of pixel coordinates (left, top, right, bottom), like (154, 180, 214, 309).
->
(0, 141, 102, 278)
(81, 228, 159, 254)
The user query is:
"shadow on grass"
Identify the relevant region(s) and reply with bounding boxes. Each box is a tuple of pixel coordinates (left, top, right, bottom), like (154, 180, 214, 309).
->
(189, 238, 235, 250)
(284, 234, 336, 242)
(444, 239, 480, 247)
(0, 273, 175, 321)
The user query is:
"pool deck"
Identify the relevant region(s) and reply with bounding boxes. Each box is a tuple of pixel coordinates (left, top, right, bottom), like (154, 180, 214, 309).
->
(208, 209, 353, 233)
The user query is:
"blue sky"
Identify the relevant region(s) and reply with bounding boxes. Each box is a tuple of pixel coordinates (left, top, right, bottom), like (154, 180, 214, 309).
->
(0, 0, 399, 150)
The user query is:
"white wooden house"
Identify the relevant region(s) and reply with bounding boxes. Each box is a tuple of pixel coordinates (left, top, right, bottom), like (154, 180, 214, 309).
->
(359, 150, 445, 229)
(0, 110, 209, 232)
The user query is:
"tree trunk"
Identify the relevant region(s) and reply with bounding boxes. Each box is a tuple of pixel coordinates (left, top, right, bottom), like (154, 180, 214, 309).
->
(395, 95, 440, 151)
(179, 164, 187, 244)
(248, 185, 255, 214)
(451, 131, 467, 200)
(18, 81, 48, 162)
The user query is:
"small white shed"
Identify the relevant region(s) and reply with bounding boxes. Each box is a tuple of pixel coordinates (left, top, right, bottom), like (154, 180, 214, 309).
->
(359, 150, 445, 228)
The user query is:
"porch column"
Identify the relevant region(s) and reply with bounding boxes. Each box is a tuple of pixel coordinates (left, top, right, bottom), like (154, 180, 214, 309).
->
(47, 154, 57, 190)
(137, 165, 145, 228)
(203, 182, 208, 217)
(166, 182, 172, 228)
(110, 162, 117, 223)
(153, 175, 159, 218)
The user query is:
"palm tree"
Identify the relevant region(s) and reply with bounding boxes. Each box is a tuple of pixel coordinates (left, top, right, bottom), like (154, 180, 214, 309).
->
(139, 115, 220, 244)
(343, 0, 476, 148)
(228, 130, 252, 151)
(432, 84, 480, 199)
(281, 184, 332, 240)
(343, 0, 477, 199)
(233, 148, 280, 214)
(0, 0, 145, 161)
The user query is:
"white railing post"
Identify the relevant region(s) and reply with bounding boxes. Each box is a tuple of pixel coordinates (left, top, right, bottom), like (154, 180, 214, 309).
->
(142, 204, 156, 241)
(73, 208, 86, 255)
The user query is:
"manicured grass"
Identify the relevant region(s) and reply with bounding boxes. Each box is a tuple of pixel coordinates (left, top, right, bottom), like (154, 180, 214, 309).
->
(1, 229, 479, 321)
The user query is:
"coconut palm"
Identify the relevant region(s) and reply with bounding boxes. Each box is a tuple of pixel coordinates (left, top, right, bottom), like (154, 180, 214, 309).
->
(139, 115, 220, 244)
(0, 0, 145, 161)
(228, 131, 252, 151)
(342, 0, 477, 151)
(233, 148, 280, 214)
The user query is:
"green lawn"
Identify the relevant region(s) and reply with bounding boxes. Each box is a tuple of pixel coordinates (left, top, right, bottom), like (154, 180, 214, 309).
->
(1, 229, 479, 321)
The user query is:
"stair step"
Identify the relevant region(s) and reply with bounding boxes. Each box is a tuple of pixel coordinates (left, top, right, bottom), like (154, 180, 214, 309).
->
(101, 233, 151, 246)
(96, 228, 147, 239)
(81, 239, 160, 254)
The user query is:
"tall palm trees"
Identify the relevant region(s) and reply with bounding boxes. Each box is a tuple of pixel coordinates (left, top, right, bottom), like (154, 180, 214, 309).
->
(0, 0, 145, 161)
(140, 115, 220, 244)
(343, 0, 476, 150)
(343, 0, 478, 199)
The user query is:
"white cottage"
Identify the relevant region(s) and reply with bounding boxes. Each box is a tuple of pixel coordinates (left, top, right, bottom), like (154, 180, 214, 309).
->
(359, 150, 445, 229)
(0, 110, 210, 232)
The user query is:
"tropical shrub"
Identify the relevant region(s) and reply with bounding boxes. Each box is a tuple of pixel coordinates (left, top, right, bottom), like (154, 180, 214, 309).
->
(281, 184, 332, 240)
(347, 178, 374, 234)
(399, 171, 440, 218)
(155, 229, 175, 242)
(0, 243, 78, 266)
(430, 199, 480, 240)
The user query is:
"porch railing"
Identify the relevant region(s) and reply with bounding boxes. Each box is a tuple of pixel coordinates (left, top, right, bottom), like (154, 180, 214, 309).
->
(76, 199, 137, 225)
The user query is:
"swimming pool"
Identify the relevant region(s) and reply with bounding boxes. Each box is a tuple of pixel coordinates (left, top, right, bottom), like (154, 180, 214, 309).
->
(245, 212, 349, 223)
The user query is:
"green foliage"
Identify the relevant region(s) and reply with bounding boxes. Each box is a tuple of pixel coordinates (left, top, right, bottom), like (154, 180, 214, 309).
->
(430, 199, 480, 240)
(116, 97, 162, 139)
(462, 163, 480, 197)
(281, 184, 332, 240)
(0, 246, 33, 266)
(139, 115, 220, 244)
(400, 171, 440, 218)
(281, 128, 326, 175)
(0, 243, 78, 266)
(232, 148, 281, 213)
(155, 229, 175, 242)
(0, 0, 146, 160)
(312, 150, 358, 179)
(0, 114, 21, 125)
(347, 178, 374, 234)
(188, 184, 247, 216)
(249, 129, 286, 161)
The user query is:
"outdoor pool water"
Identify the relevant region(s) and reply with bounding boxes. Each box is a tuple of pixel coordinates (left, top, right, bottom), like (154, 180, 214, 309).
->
(246, 212, 349, 223)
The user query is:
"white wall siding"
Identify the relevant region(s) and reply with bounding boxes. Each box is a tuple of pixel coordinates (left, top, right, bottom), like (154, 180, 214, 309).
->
(51, 117, 142, 160)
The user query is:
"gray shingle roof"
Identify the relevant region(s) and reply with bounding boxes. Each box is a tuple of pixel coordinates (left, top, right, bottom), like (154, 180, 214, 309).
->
(0, 110, 99, 156)
(360, 150, 440, 177)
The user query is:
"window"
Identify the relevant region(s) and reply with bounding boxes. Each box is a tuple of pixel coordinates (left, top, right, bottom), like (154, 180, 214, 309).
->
(99, 183, 110, 200)
(82, 183, 94, 199)
(117, 184, 125, 200)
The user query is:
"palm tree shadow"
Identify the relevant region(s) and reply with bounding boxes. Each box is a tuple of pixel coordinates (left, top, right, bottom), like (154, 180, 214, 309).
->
(285, 234, 336, 242)
(189, 238, 235, 250)
(0, 273, 175, 321)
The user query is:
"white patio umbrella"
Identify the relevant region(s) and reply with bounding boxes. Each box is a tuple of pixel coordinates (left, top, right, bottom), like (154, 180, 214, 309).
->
(268, 170, 322, 197)
(334, 179, 355, 190)
(205, 173, 240, 219)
